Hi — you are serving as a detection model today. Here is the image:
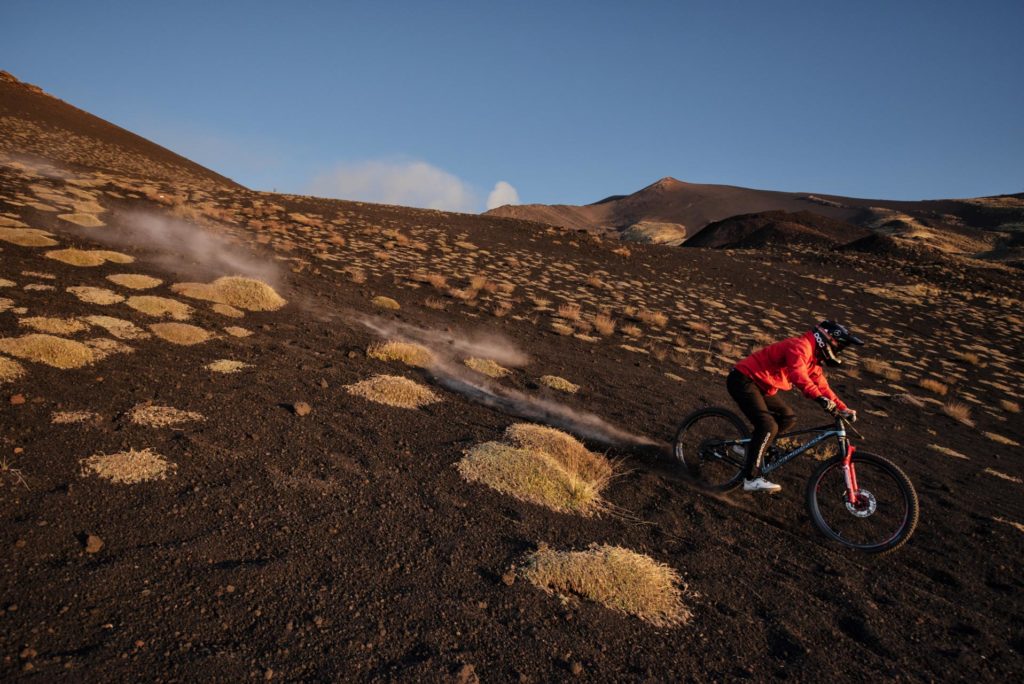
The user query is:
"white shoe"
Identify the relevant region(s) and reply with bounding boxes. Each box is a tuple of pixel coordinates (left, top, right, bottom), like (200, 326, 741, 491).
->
(743, 477, 782, 493)
(732, 445, 746, 456)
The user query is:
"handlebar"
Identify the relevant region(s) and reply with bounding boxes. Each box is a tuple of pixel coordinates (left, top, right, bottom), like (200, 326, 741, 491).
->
(837, 414, 864, 439)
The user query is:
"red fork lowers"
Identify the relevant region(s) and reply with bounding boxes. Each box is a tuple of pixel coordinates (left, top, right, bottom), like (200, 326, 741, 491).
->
(842, 445, 859, 504)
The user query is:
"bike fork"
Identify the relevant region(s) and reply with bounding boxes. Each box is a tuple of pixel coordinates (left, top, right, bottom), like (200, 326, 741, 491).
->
(841, 445, 859, 504)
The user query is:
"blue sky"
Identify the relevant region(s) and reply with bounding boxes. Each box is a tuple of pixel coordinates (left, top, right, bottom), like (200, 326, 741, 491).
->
(3, 1, 1022, 211)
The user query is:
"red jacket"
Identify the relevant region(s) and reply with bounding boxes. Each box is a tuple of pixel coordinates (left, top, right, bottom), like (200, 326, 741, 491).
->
(735, 331, 847, 411)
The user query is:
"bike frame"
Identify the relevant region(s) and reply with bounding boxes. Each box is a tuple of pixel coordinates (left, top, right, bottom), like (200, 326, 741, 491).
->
(729, 420, 860, 503)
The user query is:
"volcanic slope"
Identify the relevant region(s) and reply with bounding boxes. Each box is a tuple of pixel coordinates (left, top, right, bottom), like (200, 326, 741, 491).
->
(0, 79, 1023, 682)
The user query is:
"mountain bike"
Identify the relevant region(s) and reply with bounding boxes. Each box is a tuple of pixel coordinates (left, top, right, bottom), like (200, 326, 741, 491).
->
(673, 407, 919, 554)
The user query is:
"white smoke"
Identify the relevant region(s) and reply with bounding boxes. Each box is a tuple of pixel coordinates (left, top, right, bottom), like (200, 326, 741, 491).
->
(485, 181, 520, 210)
(310, 160, 478, 212)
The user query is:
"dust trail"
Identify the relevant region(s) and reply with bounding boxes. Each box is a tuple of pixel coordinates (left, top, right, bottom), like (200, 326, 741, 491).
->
(359, 315, 529, 367)
(356, 315, 660, 448)
(60, 207, 283, 286)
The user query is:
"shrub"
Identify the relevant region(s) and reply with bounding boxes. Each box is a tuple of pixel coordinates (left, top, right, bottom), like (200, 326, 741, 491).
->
(367, 340, 434, 367)
(344, 374, 440, 408)
(919, 378, 948, 396)
(81, 448, 174, 484)
(171, 276, 286, 312)
(862, 358, 901, 381)
(0, 334, 95, 368)
(520, 544, 689, 627)
(557, 302, 581, 320)
(941, 399, 974, 427)
(149, 323, 212, 345)
(593, 313, 616, 336)
(540, 375, 579, 393)
(371, 296, 401, 311)
(464, 357, 512, 378)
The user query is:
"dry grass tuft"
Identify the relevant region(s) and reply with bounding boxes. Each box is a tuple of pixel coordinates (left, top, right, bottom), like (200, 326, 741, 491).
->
(126, 296, 193, 320)
(457, 433, 611, 516)
(83, 315, 149, 340)
(67, 286, 124, 305)
(0, 356, 27, 383)
(984, 432, 1021, 447)
(520, 544, 690, 627)
(129, 404, 204, 428)
(0, 334, 95, 368)
(0, 227, 58, 247)
(58, 213, 104, 227)
(171, 276, 286, 311)
(919, 378, 948, 396)
(106, 273, 162, 290)
(371, 295, 401, 311)
(81, 448, 175, 484)
(367, 340, 434, 367)
(638, 310, 668, 328)
(44, 248, 133, 266)
(983, 468, 1023, 485)
(862, 358, 901, 381)
(999, 399, 1020, 414)
(211, 303, 244, 318)
(504, 423, 613, 483)
(941, 399, 974, 427)
(19, 316, 89, 335)
(51, 410, 101, 425)
(224, 326, 252, 338)
(927, 444, 969, 460)
(206, 359, 250, 373)
(464, 357, 512, 378)
(551, 321, 575, 336)
(345, 374, 440, 409)
(593, 313, 616, 336)
(149, 322, 212, 345)
(952, 350, 980, 365)
(557, 302, 581, 320)
(540, 375, 579, 393)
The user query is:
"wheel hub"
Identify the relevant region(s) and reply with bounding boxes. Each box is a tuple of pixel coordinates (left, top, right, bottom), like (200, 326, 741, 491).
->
(845, 489, 876, 518)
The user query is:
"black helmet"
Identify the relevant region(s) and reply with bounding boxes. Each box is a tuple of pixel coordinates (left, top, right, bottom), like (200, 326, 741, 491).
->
(813, 321, 864, 367)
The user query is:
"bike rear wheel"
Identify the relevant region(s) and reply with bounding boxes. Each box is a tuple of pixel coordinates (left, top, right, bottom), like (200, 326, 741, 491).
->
(806, 451, 919, 554)
(673, 408, 748, 491)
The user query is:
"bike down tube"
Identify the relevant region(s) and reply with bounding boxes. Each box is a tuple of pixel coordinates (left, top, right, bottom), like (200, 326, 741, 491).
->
(842, 445, 859, 504)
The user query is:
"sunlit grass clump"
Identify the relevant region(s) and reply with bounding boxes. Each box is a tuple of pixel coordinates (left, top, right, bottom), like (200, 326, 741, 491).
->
(464, 357, 511, 378)
(0, 334, 96, 368)
(345, 374, 440, 409)
(81, 448, 175, 484)
(44, 248, 133, 267)
(457, 423, 613, 516)
(520, 544, 690, 627)
(171, 276, 286, 312)
(126, 295, 193, 320)
(149, 323, 211, 345)
(0, 227, 58, 247)
(368, 340, 434, 367)
(539, 375, 579, 394)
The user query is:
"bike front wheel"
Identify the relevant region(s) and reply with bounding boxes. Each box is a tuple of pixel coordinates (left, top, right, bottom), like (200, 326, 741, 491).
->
(806, 451, 919, 554)
(673, 408, 749, 491)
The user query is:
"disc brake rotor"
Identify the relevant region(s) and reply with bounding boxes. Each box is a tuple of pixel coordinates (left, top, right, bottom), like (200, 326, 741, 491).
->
(845, 489, 877, 518)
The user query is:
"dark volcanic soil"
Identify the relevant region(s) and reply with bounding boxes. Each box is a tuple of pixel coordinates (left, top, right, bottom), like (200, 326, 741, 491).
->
(1, 172, 1022, 682)
(0, 79, 1023, 681)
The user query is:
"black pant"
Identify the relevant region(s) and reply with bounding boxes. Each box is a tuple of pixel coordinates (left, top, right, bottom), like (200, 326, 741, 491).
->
(726, 369, 797, 478)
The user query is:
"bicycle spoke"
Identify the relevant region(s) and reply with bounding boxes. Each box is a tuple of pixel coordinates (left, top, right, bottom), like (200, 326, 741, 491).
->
(675, 412, 747, 490)
(812, 459, 910, 549)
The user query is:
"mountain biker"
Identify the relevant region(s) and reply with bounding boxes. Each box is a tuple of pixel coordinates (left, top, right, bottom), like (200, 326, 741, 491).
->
(727, 320, 863, 493)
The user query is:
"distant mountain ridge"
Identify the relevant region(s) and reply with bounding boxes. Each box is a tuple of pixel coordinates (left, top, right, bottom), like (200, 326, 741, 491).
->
(484, 176, 1024, 262)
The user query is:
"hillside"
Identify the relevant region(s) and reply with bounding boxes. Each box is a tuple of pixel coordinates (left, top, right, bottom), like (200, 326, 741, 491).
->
(1, 75, 1022, 681)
